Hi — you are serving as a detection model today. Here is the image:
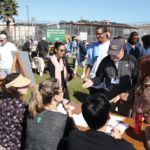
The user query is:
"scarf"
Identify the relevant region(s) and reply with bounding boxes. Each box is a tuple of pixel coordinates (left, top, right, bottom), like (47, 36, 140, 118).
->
(51, 55, 68, 85)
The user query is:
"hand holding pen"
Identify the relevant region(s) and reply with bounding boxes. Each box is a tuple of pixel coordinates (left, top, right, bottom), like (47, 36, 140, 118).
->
(62, 100, 72, 117)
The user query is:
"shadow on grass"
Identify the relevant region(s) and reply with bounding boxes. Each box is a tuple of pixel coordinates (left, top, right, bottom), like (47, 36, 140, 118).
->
(73, 91, 89, 103)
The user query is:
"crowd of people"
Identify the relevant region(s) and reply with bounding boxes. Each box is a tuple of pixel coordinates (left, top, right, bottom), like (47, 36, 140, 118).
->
(0, 26, 150, 150)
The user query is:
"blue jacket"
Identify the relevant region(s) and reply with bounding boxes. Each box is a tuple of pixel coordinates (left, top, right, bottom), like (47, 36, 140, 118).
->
(124, 42, 144, 59)
(79, 42, 87, 62)
(87, 42, 99, 62)
(142, 46, 150, 56)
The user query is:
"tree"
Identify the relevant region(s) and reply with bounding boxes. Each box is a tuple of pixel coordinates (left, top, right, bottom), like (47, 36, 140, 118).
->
(0, 0, 19, 39)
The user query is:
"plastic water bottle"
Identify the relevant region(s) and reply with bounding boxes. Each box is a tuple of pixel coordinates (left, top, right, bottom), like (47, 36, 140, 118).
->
(133, 108, 143, 134)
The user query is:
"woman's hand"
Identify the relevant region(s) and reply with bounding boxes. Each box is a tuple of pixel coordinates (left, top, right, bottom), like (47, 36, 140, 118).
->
(110, 128, 121, 139)
(109, 95, 121, 103)
(72, 73, 76, 78)
(62, 100, 72, 117)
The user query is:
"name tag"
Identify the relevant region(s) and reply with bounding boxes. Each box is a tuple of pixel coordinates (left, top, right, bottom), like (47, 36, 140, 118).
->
(111, 77, 120, 84)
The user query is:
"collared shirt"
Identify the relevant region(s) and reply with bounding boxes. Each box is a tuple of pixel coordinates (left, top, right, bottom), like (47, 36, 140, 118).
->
(86, 41, 110, 89)
(142, 46, 150, 56)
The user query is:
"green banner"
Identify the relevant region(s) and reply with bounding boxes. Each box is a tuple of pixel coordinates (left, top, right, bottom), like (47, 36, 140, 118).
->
(46, 28, 66, 41)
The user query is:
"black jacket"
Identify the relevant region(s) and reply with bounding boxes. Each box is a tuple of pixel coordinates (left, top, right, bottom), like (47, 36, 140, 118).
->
(91, 52, 139, 100)
(36, 40, 48, 53)
(22, 41, 30, 52)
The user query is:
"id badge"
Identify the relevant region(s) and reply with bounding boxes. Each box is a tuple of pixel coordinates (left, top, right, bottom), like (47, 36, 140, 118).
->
(111, 77, 120, 84)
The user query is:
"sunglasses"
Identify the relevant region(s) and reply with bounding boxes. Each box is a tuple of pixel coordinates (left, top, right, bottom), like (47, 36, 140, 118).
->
(0, 40, 4, 42)
(58, 49, 66, 53)
(95, 32, 104, 37)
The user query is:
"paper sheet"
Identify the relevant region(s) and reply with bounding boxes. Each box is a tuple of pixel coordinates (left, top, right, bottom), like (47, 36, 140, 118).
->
(107, 115, 124, 127)
(115, 123, 129, 134)
(57, 103, 75, 115)
(73, 113, 88, 127)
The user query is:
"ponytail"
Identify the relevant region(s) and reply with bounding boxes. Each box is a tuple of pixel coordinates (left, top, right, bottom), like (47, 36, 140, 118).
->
(29, 78, 60, 117)
(29, 84, 45, 117)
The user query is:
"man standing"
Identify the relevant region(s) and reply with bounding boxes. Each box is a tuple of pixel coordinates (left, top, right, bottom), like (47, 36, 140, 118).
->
(36, 37, 48, 61)
(82, 39, 139, 117)
(64, 40, 71, 62)
(71, 36, 77, 68)
(22, 39, 33, 52)
(141, 35, 150, 56)
(85, 26, 110, 95)
(73, 37, 87, 78)
(124, 32, 144, 59)
(0, 34, 17, 75)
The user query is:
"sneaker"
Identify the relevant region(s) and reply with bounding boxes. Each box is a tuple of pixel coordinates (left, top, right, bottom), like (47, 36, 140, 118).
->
(81, 74, 85, 78)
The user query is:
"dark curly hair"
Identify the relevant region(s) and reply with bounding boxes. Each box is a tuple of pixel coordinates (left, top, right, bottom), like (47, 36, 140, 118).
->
(1, 73, 22, 99)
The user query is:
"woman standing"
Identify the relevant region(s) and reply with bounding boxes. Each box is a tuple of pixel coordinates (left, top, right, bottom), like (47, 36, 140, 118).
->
(48, 42, 76, 100)
(25, 78, 75, 150)
(110, 55, 150, 123)
(0, 73, 30, 150)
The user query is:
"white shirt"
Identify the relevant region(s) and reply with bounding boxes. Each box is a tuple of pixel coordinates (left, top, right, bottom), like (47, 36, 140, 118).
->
(0, 42, 17, 70)
(86, 40, 110, 89)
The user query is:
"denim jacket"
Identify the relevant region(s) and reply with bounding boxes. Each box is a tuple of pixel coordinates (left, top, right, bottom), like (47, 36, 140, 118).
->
(124, 42, 144, 59)
(142, 46, 150, 56)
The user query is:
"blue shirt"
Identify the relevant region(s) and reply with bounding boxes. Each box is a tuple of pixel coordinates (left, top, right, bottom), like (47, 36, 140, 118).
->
(65, 44, 70, 55)
(142, 46, 150, 56)
(71, 41, 77, 54)
(124, 42, 144, 59)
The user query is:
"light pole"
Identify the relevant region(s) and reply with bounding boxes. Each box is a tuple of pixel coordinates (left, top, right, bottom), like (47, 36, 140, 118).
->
(26, 5, 29, 39)
(32, 17, 35, 40)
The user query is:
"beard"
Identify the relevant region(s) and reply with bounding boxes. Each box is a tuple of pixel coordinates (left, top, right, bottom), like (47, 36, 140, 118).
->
(112, 58, 119, 62)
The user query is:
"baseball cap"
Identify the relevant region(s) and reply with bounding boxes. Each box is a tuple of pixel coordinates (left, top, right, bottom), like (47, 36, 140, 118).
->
(107, 39, 124, 56)
(74, 36, 81, 40)
(0, 34, 7, 39)
(5, 74, 31, 89)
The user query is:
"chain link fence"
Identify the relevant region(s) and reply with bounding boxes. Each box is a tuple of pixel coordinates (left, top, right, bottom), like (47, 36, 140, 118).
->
(1, 20, 150, 46)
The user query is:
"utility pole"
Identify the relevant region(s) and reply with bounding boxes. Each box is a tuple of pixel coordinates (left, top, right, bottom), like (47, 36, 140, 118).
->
(32, 17, 35, 40)
(26, 5, 29, 39)
(80, 0, 83, 20)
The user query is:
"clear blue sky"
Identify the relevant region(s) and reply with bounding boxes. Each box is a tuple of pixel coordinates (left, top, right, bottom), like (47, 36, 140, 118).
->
(15, 0, 150, 24)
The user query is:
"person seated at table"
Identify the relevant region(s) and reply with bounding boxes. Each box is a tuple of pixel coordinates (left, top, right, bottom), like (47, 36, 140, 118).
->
(0, 73, 30, 150)
(67, 93, 136, 150)
(47, 42, 76, 100)
(25, 78, 75, 150)
(110, 55, 150, 123)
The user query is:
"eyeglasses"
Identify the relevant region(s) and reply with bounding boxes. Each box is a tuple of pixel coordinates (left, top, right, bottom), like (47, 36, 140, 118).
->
(95, 32, 104, 37)
(59, 87, 66, 93)
(58, 49, 66, 53)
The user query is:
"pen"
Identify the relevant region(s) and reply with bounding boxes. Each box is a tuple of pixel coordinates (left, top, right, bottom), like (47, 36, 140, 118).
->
(66, 100, 71, 105)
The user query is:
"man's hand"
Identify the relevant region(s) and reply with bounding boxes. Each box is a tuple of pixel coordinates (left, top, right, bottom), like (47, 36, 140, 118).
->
(109, 95, 121, 103)
(37, 54, 39, 57)
(110, 128, 121, 139)
(82, 79, 93, 88)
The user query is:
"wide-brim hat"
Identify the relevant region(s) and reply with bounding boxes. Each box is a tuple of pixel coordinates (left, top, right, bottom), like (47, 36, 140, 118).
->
(5, 74, 31, 88)
(107, 39, 124, 56)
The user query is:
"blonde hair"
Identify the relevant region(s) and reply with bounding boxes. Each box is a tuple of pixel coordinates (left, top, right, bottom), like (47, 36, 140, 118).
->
(29, 78, 60, 117)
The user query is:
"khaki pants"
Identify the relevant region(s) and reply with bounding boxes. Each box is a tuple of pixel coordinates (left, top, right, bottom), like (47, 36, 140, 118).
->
(0, 145, 6, 150)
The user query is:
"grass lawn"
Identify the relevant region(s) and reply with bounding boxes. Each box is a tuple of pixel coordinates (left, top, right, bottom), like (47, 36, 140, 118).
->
(23, 57, 89, 104)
